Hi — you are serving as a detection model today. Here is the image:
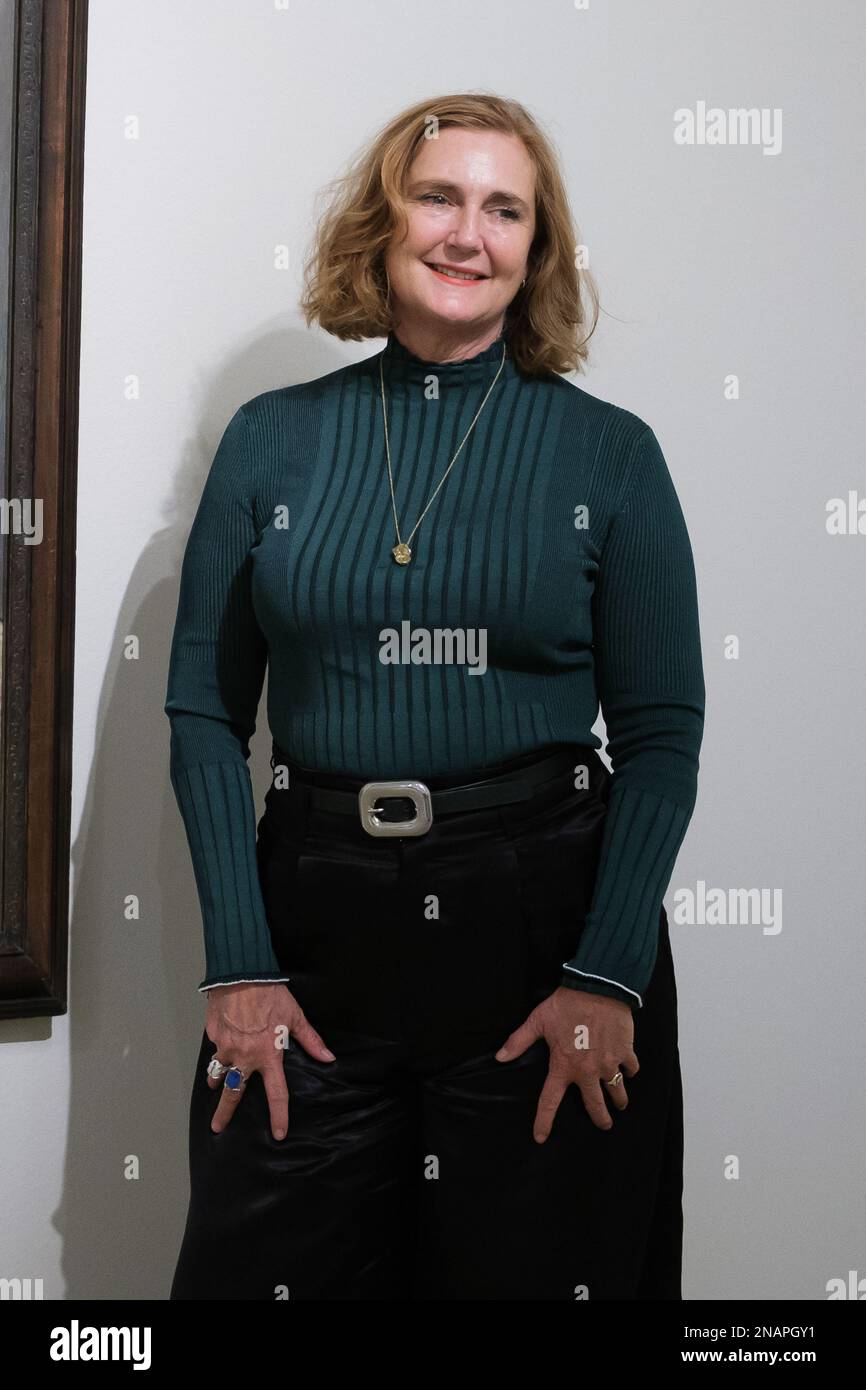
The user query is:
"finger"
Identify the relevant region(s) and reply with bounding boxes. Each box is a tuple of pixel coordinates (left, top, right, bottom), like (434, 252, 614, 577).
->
(495, 1013, 542, 1062)
(532, 1071, 568, 1143)
(621, 1048, 639, 1078)
(211, 1069, 251, 1133)
(291, 1013, 336, 1061)
(602, 1071, 629, 1112)
(205, 1049, 233, 1090)
(576, 1077, 614, 1131)
(261, 1064, 290, 1141)
(602, 1051, 637, 1109)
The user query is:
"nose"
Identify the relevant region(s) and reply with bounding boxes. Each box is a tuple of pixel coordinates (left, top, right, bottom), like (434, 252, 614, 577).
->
(445, 203, 484, 254)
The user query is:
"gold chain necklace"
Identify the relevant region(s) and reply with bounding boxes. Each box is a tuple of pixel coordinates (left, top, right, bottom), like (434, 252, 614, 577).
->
(378, 337, 507, 564)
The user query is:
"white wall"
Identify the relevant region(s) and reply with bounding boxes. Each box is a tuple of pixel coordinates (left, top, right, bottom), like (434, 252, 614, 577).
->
(1, 0, 862, 1300)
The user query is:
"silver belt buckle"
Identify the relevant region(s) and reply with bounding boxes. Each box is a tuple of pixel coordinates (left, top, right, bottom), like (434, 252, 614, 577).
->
(358, 780, 433, 837)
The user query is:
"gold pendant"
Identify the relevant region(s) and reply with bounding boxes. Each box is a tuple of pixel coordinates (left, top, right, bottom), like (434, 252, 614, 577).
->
(392, 542, 412, 564)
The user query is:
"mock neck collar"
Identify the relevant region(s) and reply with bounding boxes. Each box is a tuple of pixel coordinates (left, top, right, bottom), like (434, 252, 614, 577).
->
(375, 328, 515, 389)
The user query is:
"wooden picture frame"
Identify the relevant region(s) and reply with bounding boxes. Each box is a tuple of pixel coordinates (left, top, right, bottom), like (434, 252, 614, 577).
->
(0, 0, 87, 1016)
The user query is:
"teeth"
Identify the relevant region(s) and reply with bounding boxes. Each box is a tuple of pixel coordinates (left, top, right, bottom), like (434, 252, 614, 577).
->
(430, 264, 484, 281)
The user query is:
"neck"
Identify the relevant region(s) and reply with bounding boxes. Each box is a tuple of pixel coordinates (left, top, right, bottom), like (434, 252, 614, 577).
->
(389, 319, 506, 364)
(374, 323, 515, 391)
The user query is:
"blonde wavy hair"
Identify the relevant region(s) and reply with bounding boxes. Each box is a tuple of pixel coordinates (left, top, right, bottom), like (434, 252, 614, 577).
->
(299, 92, 600, 378)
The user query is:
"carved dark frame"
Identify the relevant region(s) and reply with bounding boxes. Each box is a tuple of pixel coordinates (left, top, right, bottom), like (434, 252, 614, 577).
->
(1, 0, 87, 1016)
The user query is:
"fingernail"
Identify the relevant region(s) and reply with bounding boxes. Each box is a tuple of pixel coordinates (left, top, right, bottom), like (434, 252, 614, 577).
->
(322, 1049, 336, 1060)
(495, 1048, 507, 1061)
(274, 1128, 286, 1140)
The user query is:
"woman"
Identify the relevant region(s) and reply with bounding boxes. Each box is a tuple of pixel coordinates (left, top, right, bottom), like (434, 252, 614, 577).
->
(165, 92, 705, 1301)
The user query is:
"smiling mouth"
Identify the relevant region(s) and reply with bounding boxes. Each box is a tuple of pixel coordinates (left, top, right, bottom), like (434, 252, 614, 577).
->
(425, 262, 488, 283)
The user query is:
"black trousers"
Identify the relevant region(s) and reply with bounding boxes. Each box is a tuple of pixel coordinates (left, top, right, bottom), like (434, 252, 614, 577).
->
(170, 743, 683, 1301)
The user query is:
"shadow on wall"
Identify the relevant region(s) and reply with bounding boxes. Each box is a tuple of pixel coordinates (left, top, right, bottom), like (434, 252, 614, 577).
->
(7, 328, 354, 1300)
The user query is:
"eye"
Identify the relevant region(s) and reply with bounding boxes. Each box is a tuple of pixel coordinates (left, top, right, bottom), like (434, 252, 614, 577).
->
(417, 193, 521, 221)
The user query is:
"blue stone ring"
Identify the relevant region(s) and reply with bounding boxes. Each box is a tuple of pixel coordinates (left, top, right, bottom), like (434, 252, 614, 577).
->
(223, 1066, 248, 1091)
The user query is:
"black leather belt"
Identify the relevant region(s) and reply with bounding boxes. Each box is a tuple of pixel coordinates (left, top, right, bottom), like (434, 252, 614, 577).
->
(279, 746, 578, 838)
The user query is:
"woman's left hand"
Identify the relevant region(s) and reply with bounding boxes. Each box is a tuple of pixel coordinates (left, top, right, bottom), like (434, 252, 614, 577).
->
(495, 987, 638, 1140)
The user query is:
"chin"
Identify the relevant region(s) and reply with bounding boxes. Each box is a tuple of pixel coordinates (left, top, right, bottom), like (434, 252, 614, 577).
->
(420, 288, 493, 317)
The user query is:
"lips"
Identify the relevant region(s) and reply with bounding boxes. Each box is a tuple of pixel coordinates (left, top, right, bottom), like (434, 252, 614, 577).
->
(425, 262, 488, 284)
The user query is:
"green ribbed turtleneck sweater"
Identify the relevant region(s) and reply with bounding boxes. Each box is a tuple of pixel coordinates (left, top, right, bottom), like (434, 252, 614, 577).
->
(164, 329, 705, 1004)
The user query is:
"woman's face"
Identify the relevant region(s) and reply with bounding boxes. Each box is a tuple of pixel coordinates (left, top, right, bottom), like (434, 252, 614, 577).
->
(384, 127, 536, 344)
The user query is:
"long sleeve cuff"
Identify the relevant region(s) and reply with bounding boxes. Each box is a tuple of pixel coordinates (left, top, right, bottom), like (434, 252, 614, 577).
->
(168, 750, 287, 990)
(199, 973, 291, 995)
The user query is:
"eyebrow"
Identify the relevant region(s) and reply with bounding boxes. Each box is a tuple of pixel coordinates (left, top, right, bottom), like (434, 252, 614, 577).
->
(408, 179, 532, 213)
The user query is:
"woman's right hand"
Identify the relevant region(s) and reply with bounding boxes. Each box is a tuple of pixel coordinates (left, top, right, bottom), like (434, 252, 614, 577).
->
(204, 982, 336, 1140)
